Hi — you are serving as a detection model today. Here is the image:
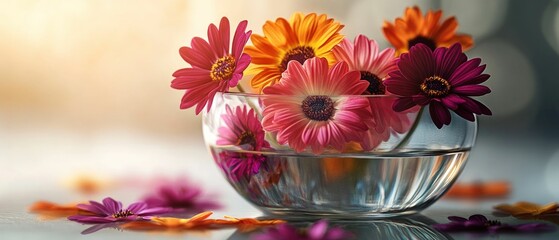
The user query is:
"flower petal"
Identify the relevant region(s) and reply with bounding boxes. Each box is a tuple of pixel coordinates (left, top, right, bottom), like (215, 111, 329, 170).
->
(452, 85, 491, 96)
(429, 101, 451, 129)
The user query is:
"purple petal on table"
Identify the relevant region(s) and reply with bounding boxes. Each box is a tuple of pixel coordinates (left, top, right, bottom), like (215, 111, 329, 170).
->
(488, 224, 516, 233)
(136, 207, 172, 216)
(88, 201, 111, 216)
(76, 203, 105, 215)
(448, 216, 468, 222)
(468, 214, 488, 223)
(68, 215, 113, 224)
(102, 197, 122, 214)
(516, 223, 556, 232)
(127, 202, 147, 213)
(432, 222, 466, 232)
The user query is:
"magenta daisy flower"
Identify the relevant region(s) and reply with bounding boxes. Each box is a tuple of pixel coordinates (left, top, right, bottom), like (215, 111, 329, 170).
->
(261, 57, 372, 154)
(171, 17, 252, 114)
(332, 35, 414, 150)
(217, 105, 270, 151)
(68, 197, 169, 224)
(384, 43, 492, 128)
(216, 105, 270, 181)
(142, 178, 221, 216)
(251, 220, 354, 240)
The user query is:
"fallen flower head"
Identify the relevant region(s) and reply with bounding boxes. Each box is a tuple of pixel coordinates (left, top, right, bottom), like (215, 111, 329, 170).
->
(68, 197, 170, 224)
(433, 214, 555, 233)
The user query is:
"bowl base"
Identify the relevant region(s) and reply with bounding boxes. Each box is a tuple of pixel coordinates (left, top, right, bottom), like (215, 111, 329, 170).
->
(261, 207, 423, 220)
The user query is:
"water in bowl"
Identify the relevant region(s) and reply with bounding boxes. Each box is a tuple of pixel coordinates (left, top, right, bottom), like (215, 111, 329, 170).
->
(211, 147, 469, 218)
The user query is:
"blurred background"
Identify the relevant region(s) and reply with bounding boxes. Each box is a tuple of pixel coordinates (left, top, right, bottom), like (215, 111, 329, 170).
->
(1, 0, 559, 209)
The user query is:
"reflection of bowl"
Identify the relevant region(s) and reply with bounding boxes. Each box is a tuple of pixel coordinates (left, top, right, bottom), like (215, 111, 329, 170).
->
(227, 215, 451, 240)
(204, 93, 476, 218)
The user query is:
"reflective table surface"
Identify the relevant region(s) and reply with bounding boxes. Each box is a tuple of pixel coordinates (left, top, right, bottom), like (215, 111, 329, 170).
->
(1, 126, 558, 239)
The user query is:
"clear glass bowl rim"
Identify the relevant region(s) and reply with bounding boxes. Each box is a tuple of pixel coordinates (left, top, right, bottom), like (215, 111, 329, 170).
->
(219, 92, 404, 99)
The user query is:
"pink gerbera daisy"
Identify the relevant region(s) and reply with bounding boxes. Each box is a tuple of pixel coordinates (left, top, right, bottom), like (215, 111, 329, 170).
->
(217, 105, 270, 151)
(332, 35, 414, 150)
(332, 35, 397, 95)
(217, 105, 270, 181)
(261, 57, 372, 154)
(171, 17, 252, 114)
(384, 43, 492, 128)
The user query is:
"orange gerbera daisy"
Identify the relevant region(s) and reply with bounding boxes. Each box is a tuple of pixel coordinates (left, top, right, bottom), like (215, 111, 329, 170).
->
(382, 6, 473, 55)
(244, 13, 344, 92)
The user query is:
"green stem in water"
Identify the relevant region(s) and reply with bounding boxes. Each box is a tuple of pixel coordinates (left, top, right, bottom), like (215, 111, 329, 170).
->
(392, 106, 425, 152)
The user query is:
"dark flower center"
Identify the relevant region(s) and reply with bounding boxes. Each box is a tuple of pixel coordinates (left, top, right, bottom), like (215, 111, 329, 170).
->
(408, 35, 437, 50)
(279, 46, 315, 72)
(420, 76, 451, 97)
(236, 131, 257, 148)
(112, 209, 134, 218)
(210, 55, 236, 81)
(361, 71, 385, 95)
(301, 95, 335, 121)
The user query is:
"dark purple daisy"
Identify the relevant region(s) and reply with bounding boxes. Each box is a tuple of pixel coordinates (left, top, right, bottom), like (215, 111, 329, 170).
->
(251, 220, 354, 240)
(433, 214, 555, 233)
(384, 43, 492, 128)
(68, 197, 169, 224)
(142, 178, 221, 215)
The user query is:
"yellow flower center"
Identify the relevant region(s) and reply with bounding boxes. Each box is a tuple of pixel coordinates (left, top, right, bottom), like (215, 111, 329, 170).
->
(301, 95, 335, 121)
(210, 55, 236, 81)
(279, 46, 315, 73)
(112, 209, 134, 218)
(420, 76, 451, 98)
(360, 71, 385, 95)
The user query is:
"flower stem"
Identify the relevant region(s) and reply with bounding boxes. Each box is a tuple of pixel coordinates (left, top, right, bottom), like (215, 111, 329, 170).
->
(392, 106, 424, 152)
(236, 84, 246, 93)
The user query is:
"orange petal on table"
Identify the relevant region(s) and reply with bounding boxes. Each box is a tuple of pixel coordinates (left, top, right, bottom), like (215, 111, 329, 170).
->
(122, 212, 220, 231)
(444, 181, 510, 199)
(494, 201, 559, 217)
(219, 216, 285, 225)
(122, 211, 284, 232)
(220, 216, 286, 232)
(28, 201, 88, 220)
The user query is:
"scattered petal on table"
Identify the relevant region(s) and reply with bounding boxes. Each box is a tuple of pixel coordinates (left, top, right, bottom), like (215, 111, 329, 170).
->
(433, 214, 555, 234)
(494, 201, 558, 216)
(444, 181, 510, 199)
(29, 201, 86, 220)
(67, 197, 170, 224)
(142, 178, 221, 217)
(121, 211, 284, 233)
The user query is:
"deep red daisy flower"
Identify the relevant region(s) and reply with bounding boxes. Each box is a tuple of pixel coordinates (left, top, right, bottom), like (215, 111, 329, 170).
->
(384, 43, 492, 128)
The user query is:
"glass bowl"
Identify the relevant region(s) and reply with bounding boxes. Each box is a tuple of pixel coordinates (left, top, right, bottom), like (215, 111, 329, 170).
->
(203, 92, 476, 218)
